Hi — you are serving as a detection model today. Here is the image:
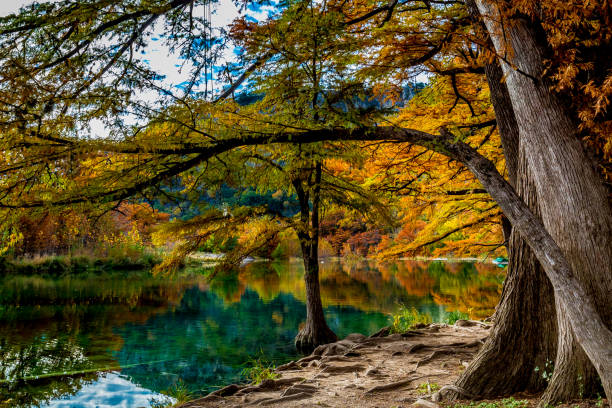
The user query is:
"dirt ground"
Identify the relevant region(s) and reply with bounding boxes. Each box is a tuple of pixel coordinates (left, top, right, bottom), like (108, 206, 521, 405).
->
(178, 322, 607, 408)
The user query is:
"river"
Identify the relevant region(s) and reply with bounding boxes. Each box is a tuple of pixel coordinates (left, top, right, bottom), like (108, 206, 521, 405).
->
(0, 259, 503, 407)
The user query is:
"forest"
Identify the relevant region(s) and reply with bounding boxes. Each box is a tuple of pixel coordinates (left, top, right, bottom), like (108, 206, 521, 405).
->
(0, 0, 611, 407)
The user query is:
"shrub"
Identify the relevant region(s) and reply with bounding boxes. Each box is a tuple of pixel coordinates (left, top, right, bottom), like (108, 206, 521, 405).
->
(240, 353, 280, 384)
(444, 310, 470, 325)
(41, 257, 69, 276)
(417, 382, 441, 395)
(70, 256, 92, 273)
(390, 305, 432, 333)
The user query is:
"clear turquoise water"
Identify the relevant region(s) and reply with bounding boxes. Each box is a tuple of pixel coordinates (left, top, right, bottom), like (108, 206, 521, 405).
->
(0, 260, 503, 407)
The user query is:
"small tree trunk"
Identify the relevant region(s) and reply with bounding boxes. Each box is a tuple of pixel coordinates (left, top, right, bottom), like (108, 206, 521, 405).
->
(292, 162, 337, 353)
(295, 240, 337, 353)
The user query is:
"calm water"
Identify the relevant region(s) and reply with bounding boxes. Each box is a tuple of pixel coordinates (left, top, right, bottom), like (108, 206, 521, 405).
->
(0, 260, 503, 408)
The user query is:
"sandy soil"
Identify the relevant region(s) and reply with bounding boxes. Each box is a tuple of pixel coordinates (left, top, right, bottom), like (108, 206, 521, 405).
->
(178, 321, 499, 407)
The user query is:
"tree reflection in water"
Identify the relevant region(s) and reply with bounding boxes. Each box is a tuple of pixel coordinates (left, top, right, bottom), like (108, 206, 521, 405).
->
(0, 260, 502, 407)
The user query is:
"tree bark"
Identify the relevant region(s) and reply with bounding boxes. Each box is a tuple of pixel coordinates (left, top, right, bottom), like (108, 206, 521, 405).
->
(447, 10, 559, 395)
(292, 162, 338, 353)
(475, 1, 612, 402)
(453, 125, 558, 397)
(430, 126, 612, 403)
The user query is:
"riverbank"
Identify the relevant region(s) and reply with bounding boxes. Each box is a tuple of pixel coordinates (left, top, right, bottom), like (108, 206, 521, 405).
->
(187, 252, 506, 265)
(178, 322, 605, 408)
(0, 253, 162, 276)
(0, 252, 504, 277)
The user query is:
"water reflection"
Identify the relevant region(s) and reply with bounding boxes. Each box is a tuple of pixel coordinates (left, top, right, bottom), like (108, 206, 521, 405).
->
(0, 260, 503, 407)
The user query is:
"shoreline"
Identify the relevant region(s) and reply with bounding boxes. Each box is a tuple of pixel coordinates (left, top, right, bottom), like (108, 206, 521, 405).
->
(177, 323, 605, 408)
(189, 253, 505, 265)
(178, 321, 491, 407)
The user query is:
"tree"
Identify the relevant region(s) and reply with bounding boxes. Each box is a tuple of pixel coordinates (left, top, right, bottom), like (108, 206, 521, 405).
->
(444, 2, 612, 404)
(146, 127, 391, 352)
(316, 0, 612, 402)
(1, 0, 611, 402)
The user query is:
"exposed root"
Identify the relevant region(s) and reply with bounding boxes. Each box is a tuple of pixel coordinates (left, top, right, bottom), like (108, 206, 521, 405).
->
(276, 361, 300, 371)
(416, 350, 455, 369)
(210, 384, 243, 397)
(280, 384, 317, 397)
(433, 384, 475, 401)
(295, 325, 338, 354)
(319, 363, 365, 374)
(364, 372, 421, 394)
(256, 392, 313, 406)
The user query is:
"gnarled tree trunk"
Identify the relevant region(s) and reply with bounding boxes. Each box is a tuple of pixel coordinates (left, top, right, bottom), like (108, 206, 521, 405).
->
(453, 142, 558, 397)
(475, 1, 612, 403)
(449, 21, 559, 395)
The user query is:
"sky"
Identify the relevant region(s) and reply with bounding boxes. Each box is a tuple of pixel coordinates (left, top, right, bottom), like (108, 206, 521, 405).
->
(0, 0, 251, 94)
(0, 0, 270, 137)
(1, 1, 429, 137)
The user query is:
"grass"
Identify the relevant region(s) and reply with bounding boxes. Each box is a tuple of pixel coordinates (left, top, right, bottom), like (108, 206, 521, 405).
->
(150, 380, 193, 408)
(417, 381, 441, 395)
(240, 353, 280, 384)
(0, 252, 162, 276)
(446, 397, 530, 408)
(444, 310, 470, 325)
(165, 380, 193, 404)
(390, 305, 432, 333)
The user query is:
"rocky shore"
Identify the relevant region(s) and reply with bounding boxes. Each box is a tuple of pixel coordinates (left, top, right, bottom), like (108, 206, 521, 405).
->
(178, 321, 493, 407)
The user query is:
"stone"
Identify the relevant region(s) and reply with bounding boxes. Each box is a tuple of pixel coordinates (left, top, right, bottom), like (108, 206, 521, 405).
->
(411, 398, 441, 408)
(365, 367, 381, 376)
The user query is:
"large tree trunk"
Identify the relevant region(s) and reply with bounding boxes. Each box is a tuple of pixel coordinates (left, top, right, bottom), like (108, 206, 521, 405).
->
(453, 143, 558, 397)
(475, 1, 612, 403)
(448, 18, 559, 396)
(293, 162, 338, 353)
(427, 126, 612, 403)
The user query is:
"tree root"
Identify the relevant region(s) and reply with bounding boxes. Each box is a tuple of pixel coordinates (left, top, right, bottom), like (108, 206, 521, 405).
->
(416, 350, 455, 369)
(364, 372, 420, 394)
(257, 392, 313, 406)
(319, 363, 366, 374)
(433, 384, 475, 401)
(295, 325, 338, 354)
(236, 377, 305, 395)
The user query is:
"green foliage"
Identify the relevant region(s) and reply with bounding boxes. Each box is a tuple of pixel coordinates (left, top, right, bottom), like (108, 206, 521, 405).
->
(149, 380, 193, 408)
(447, 397, 529, 408)
(164, 380, 193, 404)
(270, 243, 288, 260)
(417, 381, 441, 395)
(534, 359, 554, 383)
(390, 305, 432, 333)
(0, 253, 161, 276)
(240, 352, 280, 385)
(444, 310, 470, 325)
(199, 236, 238, 254)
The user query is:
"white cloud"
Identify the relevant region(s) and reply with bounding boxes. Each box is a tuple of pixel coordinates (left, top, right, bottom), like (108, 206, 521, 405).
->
(40, 372, 173, 408)
(0, 0, 257, 137)
(0, 0, 56, 17)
